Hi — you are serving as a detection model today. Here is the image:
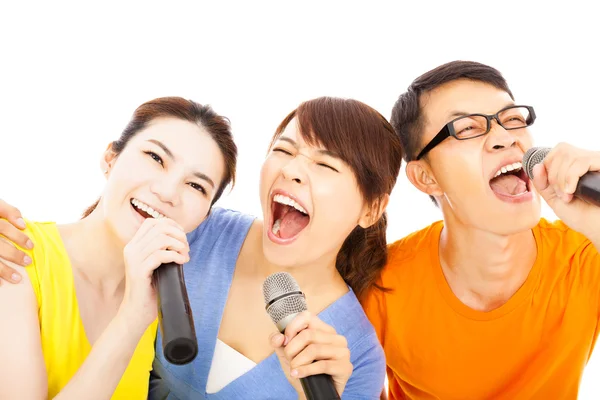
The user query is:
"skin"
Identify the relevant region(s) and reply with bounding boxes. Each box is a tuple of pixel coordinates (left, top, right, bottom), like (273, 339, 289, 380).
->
(219, 118, 386, 396)
(0, 116, 389, 398)
(406, 79, 600, 312)
(0, 117, 225, 399)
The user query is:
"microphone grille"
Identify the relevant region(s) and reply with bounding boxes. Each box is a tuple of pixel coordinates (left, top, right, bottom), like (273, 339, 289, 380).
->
(262, 272, 307, 327)
(523, 147, 551, 179)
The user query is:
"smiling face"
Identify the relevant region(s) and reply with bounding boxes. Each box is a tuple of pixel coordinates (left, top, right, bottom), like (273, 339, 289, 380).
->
(100, 117, 226, 244)
(411, 79, 541, 234)
(259, 118, 371, 268)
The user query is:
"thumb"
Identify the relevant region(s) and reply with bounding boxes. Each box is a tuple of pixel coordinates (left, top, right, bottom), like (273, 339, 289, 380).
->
(269, 332, 288, 363)
(531, 163, 559, 205)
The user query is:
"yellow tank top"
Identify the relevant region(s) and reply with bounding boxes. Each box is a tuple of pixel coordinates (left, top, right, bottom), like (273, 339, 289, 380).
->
(22, 221, 157, 399)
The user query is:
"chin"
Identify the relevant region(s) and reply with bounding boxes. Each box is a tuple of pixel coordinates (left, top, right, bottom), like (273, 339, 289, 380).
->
(261, 238, 302, 268)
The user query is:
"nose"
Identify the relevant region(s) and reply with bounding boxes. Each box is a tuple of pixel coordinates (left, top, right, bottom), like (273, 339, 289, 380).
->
(281, 154, 308, 184)
(150, 175, 181, 206)
(486, 120, 518, 151)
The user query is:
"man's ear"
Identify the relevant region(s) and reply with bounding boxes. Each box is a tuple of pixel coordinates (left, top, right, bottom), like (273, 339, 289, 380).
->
(100, 142, 117, 177)
(358, 194, 390, 229)
(405, 159, 444, 198)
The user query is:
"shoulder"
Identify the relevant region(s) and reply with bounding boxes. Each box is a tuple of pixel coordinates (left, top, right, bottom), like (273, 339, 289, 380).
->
(386, 221, 443, 264)
(535, 218, 596, 260)
(372, 221, 443, 292)
(186, 207, 257, 247)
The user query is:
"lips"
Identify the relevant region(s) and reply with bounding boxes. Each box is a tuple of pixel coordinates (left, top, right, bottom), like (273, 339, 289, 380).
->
(267, 190, 310, 244)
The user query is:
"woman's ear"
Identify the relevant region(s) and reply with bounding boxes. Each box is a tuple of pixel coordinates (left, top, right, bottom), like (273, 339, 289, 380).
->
(358, 194, 390, 229)
(100, 142, 117, 177)
(405, 160, 444, 198)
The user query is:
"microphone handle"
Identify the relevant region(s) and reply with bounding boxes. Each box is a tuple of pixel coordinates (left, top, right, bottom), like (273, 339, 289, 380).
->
(153, 262, 198, 365)
(575, 172, 600, 207)
(299, 374, 341, 400)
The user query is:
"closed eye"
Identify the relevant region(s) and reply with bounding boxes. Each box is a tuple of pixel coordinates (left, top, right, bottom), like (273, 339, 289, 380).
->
(273, 148, 293, 156)
(317, 162, 339, 172)
(144, 151, 164, 166)
(188, 182, 207, 196)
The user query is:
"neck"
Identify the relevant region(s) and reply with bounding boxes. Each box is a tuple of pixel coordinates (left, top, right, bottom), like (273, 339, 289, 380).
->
(59, 208, 127, 296)
(438, 212, 537, 311)
(253, 223, 348, 311)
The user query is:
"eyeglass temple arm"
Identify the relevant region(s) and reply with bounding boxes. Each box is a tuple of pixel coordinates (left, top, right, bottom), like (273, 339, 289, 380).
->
(415, 125, 451, 160)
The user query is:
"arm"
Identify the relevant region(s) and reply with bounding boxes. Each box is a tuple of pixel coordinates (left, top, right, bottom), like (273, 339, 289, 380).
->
(339, 333, 387, 400)
(2, 218, 189, 400)
(0, 199, 34, 283)
(0, 261, 47, 399)
(58, 217, 189, 400)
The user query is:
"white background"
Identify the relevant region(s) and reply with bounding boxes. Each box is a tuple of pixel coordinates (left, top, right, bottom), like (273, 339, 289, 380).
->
(1, 1, 599, 397)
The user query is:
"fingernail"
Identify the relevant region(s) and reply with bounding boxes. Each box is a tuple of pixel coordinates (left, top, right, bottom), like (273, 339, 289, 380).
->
(23, 256, 32, 265)
(290, 369, 298, 377)
(26, 240, 34, 249)
(11, 273, 21, 282)
(283, 335, 290, 346)
(16, 218, 26, 229)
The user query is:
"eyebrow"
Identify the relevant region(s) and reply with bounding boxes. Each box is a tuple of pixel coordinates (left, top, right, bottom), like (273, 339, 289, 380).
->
(277, 137, 341, 159)
(447, 103, 516, 119)
(147, 139, 216, 188)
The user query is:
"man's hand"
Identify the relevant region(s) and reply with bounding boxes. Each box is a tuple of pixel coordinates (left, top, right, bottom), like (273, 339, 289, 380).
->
(531, 143, 600, 245)
(0, 199, 33, 284)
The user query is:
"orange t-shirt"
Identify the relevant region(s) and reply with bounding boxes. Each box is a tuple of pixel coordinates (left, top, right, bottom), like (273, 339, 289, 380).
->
(362, 218, 600, 399)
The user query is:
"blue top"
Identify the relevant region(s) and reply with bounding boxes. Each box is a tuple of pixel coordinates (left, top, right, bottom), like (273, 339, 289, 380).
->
(148, 208, 386, 399)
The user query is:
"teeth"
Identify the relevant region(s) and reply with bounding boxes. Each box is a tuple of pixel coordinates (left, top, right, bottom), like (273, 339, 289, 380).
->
(273, 194, 308, 215)
(272, 219, 281, 235)
(494, 162, 523, 178)
(131, 199, 165, 219)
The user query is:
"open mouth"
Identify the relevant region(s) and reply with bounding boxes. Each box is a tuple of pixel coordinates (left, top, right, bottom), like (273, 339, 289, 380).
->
(489, 162, 531, 198)
(270, 193, 310, 240)
(130, 198, 165, 219)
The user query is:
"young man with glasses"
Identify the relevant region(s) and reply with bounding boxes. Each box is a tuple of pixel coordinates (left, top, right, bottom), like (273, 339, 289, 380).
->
(363, 61, 600, 399)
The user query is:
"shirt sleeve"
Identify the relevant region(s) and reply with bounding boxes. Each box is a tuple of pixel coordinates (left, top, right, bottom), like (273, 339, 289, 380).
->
(342, 331, 387, 400)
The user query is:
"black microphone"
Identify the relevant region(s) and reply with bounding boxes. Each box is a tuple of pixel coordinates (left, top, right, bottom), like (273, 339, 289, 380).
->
(523, 147, 600, 207)
(263, 272, 341, 400)
(153, 262, 198, 365)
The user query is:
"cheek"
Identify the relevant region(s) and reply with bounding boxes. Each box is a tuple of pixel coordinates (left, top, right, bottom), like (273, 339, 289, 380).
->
(312, 180, 363, 227)
(179, 192, 212, 232)
(259, 159, 278, 202)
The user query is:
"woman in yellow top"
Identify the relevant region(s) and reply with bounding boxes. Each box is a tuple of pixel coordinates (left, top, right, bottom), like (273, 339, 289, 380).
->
(0, 97, 237, 399)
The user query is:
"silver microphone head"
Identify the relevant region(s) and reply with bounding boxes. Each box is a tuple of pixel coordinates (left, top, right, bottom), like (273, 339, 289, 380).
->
(263, 272, 307, 333)
(523, 147, 551, 179)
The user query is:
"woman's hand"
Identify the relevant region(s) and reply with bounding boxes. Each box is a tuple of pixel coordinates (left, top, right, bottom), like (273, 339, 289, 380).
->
(270, 311, 353, 398)
(120, 217, 190, 328)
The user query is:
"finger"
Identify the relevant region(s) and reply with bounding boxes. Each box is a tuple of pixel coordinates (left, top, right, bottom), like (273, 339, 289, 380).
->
(531, 163, 552, 198)
(293, 359, 353, 380)
(284, 312, 336, 342)
(0, 260, 23, 283)
(290, 342, 351, 370)
(284, 329, 347, 361)
(0, 219, 33, 250)
(0, 199, 27, 230)
(141, 234, 189, 260)
(144, 250, 189, 274)
(0, 238, 32, 266)
(269, 332, 291, 370)
(138, 219, 189, 250)
(565, 157, 594, 196)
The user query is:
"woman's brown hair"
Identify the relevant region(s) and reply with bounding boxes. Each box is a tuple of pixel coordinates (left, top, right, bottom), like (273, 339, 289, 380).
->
(82, 97, 237, 217)
(271, 97, 403, 299)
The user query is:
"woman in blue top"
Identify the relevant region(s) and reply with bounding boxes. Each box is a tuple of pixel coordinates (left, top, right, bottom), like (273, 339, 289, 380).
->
(1, 96, 403, 399)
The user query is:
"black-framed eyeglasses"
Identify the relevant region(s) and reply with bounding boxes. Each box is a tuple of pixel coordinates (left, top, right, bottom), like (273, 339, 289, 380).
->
(415, 105, 536, 160)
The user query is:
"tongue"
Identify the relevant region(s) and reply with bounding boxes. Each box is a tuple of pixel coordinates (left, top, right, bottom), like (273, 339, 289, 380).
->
(277, 209, 309, 239)
(490, 174, 527, 196)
